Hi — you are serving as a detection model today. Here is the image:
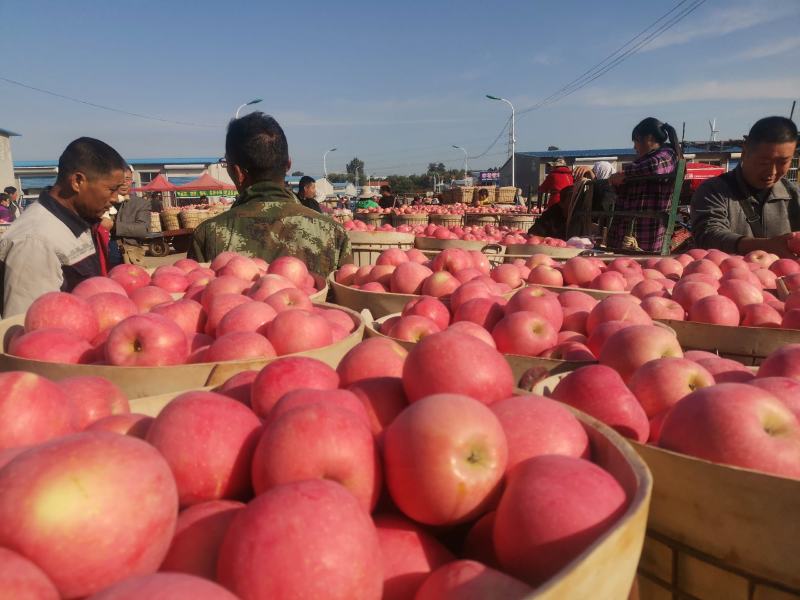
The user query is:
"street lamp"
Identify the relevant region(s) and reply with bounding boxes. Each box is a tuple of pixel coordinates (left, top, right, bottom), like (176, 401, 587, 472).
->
(452, 145, 469, 181)
(486, 94, 516, 192)
(235, 98, 263, 118)
(323, 147, 337, 178)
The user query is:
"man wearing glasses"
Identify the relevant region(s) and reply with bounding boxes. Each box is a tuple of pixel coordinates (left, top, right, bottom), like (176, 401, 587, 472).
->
(189, 113, 350, 276)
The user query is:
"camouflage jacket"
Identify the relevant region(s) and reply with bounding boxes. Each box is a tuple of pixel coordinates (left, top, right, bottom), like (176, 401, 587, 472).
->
(188, 181, 351, 277)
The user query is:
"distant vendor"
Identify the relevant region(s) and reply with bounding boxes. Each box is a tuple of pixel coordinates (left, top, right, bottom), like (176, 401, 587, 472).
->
(691, 116, 799, 256)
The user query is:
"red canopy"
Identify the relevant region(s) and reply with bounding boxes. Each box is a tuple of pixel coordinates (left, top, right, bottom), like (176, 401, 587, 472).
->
(134, 173, 177, 192)
(174, 172, 236, 191)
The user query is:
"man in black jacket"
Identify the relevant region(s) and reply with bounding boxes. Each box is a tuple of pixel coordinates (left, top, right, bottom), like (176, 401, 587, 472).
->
(113, 168, 152, 265)
(297, 176, 322, 212)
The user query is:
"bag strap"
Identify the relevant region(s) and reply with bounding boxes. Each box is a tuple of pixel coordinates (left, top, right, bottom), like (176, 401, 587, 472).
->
(733, 169, 765, 238)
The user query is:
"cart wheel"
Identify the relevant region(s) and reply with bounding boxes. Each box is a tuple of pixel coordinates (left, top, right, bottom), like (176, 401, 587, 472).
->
(148, 239, 169, 257)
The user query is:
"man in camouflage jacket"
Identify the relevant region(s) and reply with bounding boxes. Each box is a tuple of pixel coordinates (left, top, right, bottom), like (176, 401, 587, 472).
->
(188, 113, 351, 277)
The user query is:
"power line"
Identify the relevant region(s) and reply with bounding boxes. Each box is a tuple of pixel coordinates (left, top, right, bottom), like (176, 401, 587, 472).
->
(517, 0, 707, 117)
(0, 75, 221, 128)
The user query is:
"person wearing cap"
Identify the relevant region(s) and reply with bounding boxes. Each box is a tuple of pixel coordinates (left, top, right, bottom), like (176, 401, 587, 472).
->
(538, 157, 574, 208)
(356, 187, 380, 210)
(111, 167, 152, 266)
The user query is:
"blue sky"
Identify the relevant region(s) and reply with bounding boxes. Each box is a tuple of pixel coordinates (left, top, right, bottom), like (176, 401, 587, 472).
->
(3, 0, 798, 175)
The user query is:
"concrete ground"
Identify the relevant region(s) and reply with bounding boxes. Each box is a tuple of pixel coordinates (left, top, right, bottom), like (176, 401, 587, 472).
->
(143, 251, 187, 269)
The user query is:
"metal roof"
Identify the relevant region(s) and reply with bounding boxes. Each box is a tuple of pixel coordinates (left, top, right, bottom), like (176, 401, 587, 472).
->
(15, 157, 221, 168)
(0, 128, 21, 137)
(517, 145, 742, 159)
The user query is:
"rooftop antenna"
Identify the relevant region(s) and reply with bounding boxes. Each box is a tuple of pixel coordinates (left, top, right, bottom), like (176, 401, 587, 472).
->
(708, 119, 719, 143)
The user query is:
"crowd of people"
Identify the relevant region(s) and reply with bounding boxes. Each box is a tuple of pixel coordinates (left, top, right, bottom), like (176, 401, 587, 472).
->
(0, 112, 796, 316)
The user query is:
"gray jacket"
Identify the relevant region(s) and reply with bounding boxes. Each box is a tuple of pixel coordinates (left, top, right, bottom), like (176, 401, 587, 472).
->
(690, 167, 800, 253)
(114, 195, 151, 245)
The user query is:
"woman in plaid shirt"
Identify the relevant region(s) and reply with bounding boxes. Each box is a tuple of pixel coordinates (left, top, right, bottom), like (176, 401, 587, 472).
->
(607, 118, 682, 252)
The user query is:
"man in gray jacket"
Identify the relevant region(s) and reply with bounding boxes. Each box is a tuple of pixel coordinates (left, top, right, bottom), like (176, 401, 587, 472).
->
(113, 168, 151, 265)
(691, 116, 799, 256)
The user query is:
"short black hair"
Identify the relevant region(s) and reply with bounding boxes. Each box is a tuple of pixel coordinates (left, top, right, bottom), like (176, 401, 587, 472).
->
(56, 137, 126, 184)
(746, 116, 798, 146)
(225, 112, 289, 182)
(298, 175, 315, 192)
(3, 186, 16, 195)
(0, 193, 8, 203)
(380, 184, 391, 194)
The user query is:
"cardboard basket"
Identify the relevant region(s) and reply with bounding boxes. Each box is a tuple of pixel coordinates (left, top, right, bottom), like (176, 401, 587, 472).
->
(656, 319, 800, 366)
(429, 214, 464, 228)
(504, 244, 584, 260)
(347, 231, 415, 267)
(413, 236, 506, 258)
(0, 303, 363, 399)
(532, 372, 800, 599)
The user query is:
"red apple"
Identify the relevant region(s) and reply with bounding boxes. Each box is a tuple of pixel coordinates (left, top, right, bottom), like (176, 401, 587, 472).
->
(751, 377, 800, 420)
(159, 500, 244, 580)
(251, 356, 339, 418)
(88, 572, 238, 599)
(24, 291, 98, 341)
(267, 256, 310, 287)
(151, 270, 190, 293)
(109, 264, 151, 294)
(551, 364, 650, 441)
(217, 480, 383, 599)
(0, 546, 60, 599)
(390, 262, 433, 294)
(769, 258, 800, 277)
(421, 271, 461, 298)
(128, 285, 173, 313)
(402, 295, 450, 330)
(218, 256, 261, 282)
(640, 296, 685, 321)
(252, 403, 380, 511)
(562, 257, 601, 287)
(628, 357, 715, 418)
(718, 279, 763, 312)
(210, 251, 239, 272)
(415, 560, 531, 600)
(0, 372, 78, 450)
(72, 276, 127, 299)
(688, 294, 740, 326)
(493, 455, 626, 586)
(388, 315, 441, 342)
(431, 248, 472, 274)
(402, 332, 514, 405)
(660, 383, 800, 478)
(758, 345, 800, 381)
(8, 328, 94, 364)
(58, 375, 129, 429)
(505, 286, 564, 332)
(527, 265, 564, 286)
(86, 293, 139, 332)
(146, 391, 261, 506)
(492, 311, 558, 357)
(589, 271, 626, 291)
(0, 432, 178, 598)
(695, 357, 755, 383)
(205, 331, 277, 362)
(106, 314, 188, 366)
(383, 393, 507, 525)
(264, 309, 333, 355)
(599, 325, 683, 382)
(491, 395, 589, 470)
(446, 321, 497, 348)
(742, 303, 782, 327)
(453, 297, 506, 331)
(585, 295, 651, 335)
(85, 413, 153, 439)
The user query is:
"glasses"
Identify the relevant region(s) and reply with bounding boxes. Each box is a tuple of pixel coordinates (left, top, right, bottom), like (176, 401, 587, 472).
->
(218, 157, 228, 167)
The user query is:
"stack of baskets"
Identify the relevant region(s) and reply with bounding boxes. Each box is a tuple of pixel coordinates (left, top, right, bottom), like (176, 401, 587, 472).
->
(429, 213, 464, 227)
(391, 213, 429, 227)
(451, 187, 475, 204)
(178, 209, 217, 229)
(160, 209, 181, 231)
(496, 186, 517, 203)
(149, 212, 162, 233)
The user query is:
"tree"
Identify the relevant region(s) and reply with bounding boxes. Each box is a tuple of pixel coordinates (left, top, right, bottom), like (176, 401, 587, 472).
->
(291, 170, 304, 176)
(346, 158, 365, 184)
(327, 172, 348, 183)
(547, 145, 559, 151)
(427, 162, 447, 175)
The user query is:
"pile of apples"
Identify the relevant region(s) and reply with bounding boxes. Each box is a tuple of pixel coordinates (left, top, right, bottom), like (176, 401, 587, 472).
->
(335, 247, 522, 298)
(0, 331, 633, 598)
(547, 342, 800, 480)
(8, 253, 353, 367)
(528, 249, 800, 330)
(380, 282, 683, 364)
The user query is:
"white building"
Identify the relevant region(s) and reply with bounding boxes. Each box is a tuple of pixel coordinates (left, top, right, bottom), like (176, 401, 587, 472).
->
(0, 128, 21, 191)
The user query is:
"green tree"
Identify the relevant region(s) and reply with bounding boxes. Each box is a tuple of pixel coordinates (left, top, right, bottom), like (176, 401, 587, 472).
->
(327, 172, 348, 183)
(346, 158, 365, 184)
(291, 170, 304, 176)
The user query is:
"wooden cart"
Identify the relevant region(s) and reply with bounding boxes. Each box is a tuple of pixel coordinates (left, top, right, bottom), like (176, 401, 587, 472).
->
(143, 228, 194, 257)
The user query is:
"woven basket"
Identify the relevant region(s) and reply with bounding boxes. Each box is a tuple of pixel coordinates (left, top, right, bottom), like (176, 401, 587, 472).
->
(429, 214, 464, 228)
(391, 213, 429, 227)
(496, 186, 517, 203)
(355, 212, 391, 227)
(149, 212, 162, 233)
(452, 187, 475, 204)
(439, 189, 455, 204)
(464, 213, 499, 226)
(178, 210, 202, 229)
(499, 214, 536, 231)
(160, 210, 180, 231)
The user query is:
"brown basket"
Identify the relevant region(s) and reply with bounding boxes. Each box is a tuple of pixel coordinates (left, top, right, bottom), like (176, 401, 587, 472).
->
(346, 231, 415, 267)
(451, 187, 475, 204)
(439, 189, 455, 204)
(149, 212, 162, 233)
(391, 213, 429, 227)
(160, 210, 180, 231)
(429, 214, 464, 228)
(355, 212, 391, 227)
(499, 214, 536, 231)
(464, 213, 499, 226)
(496, 186, 517, 203)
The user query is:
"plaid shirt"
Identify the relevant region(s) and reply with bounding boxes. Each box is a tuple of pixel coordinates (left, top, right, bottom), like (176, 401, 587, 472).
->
(608, 147, 677, 252)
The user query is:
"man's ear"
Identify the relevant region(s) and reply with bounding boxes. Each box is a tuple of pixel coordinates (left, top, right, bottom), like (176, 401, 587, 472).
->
(71, 172, 87, 194)
(231, 165, 247, 186)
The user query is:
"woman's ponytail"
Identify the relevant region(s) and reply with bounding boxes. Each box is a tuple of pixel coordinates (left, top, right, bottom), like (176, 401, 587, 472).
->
(661, 122, 683, 159)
